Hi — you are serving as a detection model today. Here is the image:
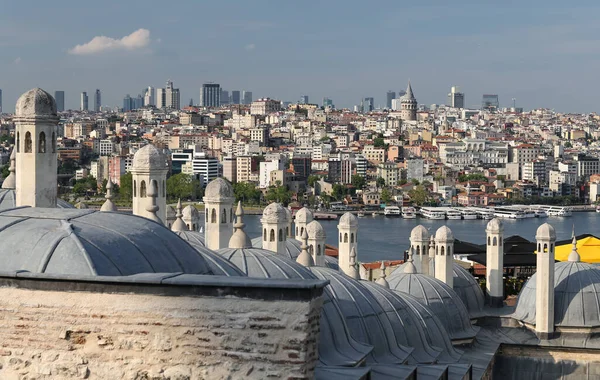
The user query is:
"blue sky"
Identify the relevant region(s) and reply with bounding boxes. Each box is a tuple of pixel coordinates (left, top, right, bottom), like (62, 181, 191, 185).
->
(1, 1, 599, 113)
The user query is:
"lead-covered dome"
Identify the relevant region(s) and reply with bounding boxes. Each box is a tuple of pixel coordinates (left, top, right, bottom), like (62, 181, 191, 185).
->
(0, 207, 213, 276)
(15, 88, 57, 117)
(0, 189, 74, 210)
(513, 261, 600, 329)
(339, 212, 358, 228)
(182, 204, 200, 219)
(295, 207, 313, 223)
(204, 178, 234, 200)
(250, 236, 340, 270)
(261, 202, 289, 224)
(132, 144, 167, 171)
(435, 226, 454, 242)
(410, 225, 430, 242)
(174, 230, 244, 277)
(306, 220, 326, 239)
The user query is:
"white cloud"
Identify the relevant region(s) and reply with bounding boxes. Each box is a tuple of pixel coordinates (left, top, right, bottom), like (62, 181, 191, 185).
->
(68, 29, 151, 55)
(13, 57, 21, 64)
(245, 43, 256, 51)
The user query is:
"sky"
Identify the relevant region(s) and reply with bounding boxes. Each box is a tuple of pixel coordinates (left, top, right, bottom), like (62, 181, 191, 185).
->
(1, 1, 600, 113)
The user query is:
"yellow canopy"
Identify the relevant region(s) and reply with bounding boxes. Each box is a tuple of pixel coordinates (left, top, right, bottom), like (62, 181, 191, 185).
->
(555, 236, 600, 263)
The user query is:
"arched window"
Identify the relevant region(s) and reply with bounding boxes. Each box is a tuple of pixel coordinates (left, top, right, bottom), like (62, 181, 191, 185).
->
(24, 131, 32, 153)
(441, 246, 445, 256)
(263, 228, 267, 241)
(538, 243, 541, 252)
(270, 229, 275, 242)
(16, 132, 20, 153)
(351, 233, 354, 243)
(221, 209, 226, 223)
(416, 246, 421, 256)
(279, 229, 284, 242)
(436, 246, 439, 255)
(134, 180, 137, 197)
(493, 237, 497, 246)
(286, 227, 289, 237)
(205, 210, 208, 222)
(38, 132, 46, 153)
(543, 243, 548, 253)
(52, 132, 56, 153)
(211, 208, 216, 223)
(339, 233, 342, 242)
(300, 227, 304, 236)
(152, 180, 158, 195)
(317, 244, 321, 256)
(488, 236, 491, 246)
(140, 180, 147, 197)
(344, 233, 348, 243)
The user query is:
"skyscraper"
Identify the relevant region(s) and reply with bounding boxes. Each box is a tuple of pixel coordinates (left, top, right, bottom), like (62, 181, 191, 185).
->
(482, 94, 499, 110)
(54, 91, 65, 112)
(323, 97, 334, 109)
(165, 80, 180, 109)
(220, 89, 230, 105)
(94, 89, 101, 112)
(80, 92, 88, 111)
(242, 90, 252, 105)
(300, 95, 309, 104)
(201, 83, 221, 107)
(144, 86, 155, 107)
(156, 88, 166, 108)
(448, 86, 465, 108)
(231, 90, 241, 105)
(386, 91, 396, 109)
(362, 97, 374, 112)
(123, 94, 132, 112)
(0, 89, 3, 113)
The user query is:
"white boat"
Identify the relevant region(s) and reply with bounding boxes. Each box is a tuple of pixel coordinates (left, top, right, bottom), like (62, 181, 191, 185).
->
(446, 209, 463, 220)
(534, 210, 548, 218)
(522, 209, 536, 219)
(493, 207, 526, 219)
(460, 209, 479, 220)
(357, 210, 365, 218)
(420, 207, 446, 220)
(384, 206, 401, 216)
(480, 212, 494, 220)
(401, 207, 417, 219)
(596, 206, 600, 213)
(532, 205, 573, 217)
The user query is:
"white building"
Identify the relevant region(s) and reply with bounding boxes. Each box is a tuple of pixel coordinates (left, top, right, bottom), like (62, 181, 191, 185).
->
(259, 160, 283, 189)
(99, 139, 114, 156)
(250, 98, 281, 115)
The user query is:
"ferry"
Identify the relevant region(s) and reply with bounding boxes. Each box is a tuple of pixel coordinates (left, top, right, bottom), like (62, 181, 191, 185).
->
(460, 209, 479, 220)
(493, 207, 526, 219)
(534, 210, 548, 218)
(420, 207, 446, 220)
(314, 212, 338, 220)
(401, 207, 417, 219)
(383, 206, 401, 216)
(531, 205, 573, 217)
(445, 209, 463, 220)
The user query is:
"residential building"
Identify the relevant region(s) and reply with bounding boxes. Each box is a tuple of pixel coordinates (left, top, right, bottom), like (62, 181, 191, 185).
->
(260, 160, 282, 188)
(574, 154, 600, 178)
(201, 83, 221, 107)
(108, 156, 127, 186)
(99, 139, 114, 156)
(522, 160, 547, 185)
(406, 158, 424, 183)
(290, 154, 311, 180)
(355, 154, 368, 178)
(363, 145, 385, 163)
(80, 92, 88, 111)
(222, 156, 237, 183)
(179, 113, 203, 125)
(328, 157, 353, 185)
(251, 98, 281, 115)
(250, 126, 269, 146)
(54, 91, 64, 112)
(510, 144, 542, 165)
(362, 190, 380, 206)
(236, 156, 256, 183)
(377, 162, 399, 186)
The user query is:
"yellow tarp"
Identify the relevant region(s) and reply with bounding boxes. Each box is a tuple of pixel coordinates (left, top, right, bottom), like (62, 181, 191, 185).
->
(555, 236, 600, 263)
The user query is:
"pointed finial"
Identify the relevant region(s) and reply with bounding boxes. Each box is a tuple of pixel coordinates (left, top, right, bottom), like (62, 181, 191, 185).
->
(296, 229, 314, 267)
(199, 226, 204, 233)
(376, 261, 389, 288)
(428, 235, 436, 257)
(228, 201, 252, 248)
(568, 235, 580, 262)
(171, 199, 188, 232)
(572, 223, 575, 239)
(404, 247, 418, 274)
(348, 247, 360, 279)
(2, 149, 16, 189)
(145, 180, 161, 223)
(100, 180, 117, 212)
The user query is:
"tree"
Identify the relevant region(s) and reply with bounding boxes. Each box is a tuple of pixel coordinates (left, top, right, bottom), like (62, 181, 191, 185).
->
(72, 176, 98, 196)
(320, 136, 330, 143)
(331, 183, 346, 201)
(307, 175, 320, 188)
(119, 172, 133, 202)
(233, 182, 262, 205)
(381, 188, 392, 204)
(166, 173, 203, 202)
(564, 141, 573, 148)
(397, 179, 408, 186)
(411, 178, 420, 186)
(408, 185, 428, 206)
(0, 165, 9, 179)
(266, 183, 292, 205)
(458, 173, 487, 182)
(373, 137, 385, 148)
(376, 177, 386, 188)
(351, 175, 366, 190)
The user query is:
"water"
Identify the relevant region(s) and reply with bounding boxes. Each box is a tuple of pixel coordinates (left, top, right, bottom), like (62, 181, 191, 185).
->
(241, 212, 600, 262)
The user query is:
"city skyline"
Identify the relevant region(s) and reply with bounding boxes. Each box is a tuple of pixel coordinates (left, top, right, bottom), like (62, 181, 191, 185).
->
(1, 1, 600, 113)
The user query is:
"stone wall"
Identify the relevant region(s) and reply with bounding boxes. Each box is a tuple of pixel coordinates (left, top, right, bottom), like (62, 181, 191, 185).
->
(0, 277, 325, 380)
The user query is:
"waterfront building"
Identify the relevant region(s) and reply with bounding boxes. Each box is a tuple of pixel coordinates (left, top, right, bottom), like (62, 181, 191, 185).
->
(377, 161, 399, 186)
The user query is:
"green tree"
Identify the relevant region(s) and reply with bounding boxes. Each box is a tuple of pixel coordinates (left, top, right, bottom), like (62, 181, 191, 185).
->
(411, 178, 420, 185)
(265, 182, 292, 204)
(564, 141, 573, 148)
(307, 175, 320, 188)
(458, 173, 488, 182)
(119, 172, 133, 202)
(233, 182, 262, 205)
(397, 178, 408, 186)
(351, 175, 366, 190)
(331, 183, 345, 201)
(320, 136, 330, 142)
(373, 137, 385, 148)
(0, 165, 9, 179)
(72, 176, 98, 196)
(166, 173, 202, 202)
(381, 188, 392, 204)
(376, 177, 386, 188)
(408, 185, 428, 206)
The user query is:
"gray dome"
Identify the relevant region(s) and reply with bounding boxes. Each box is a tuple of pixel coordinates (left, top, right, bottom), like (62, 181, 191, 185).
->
(204, 178, 234, 200)
(536, 223, 556, 240)
(486, 218, 503, 233)
(513, 261, 600, 328)
(410, 225, 429, 242)
(166, 205, 177, 219)
(250, 237, 339, 270)
(15, 88, 57, 117)
(435, 226, 454, 242)
(182, 204, 200, 219)
(338, 212, 358, 228)
(261, 202, 289, 224)
(217, 247, 317, 279)
(306, 220, 326, 239)
(295, 207, 313, 223)
(0, 207, 213, 276)
(387, 271, 479, 342)
(309, 266, 413, 364)
(174, 230, 244, 277)
(132, 144, 167, 171)
(0, 189, 74, 210)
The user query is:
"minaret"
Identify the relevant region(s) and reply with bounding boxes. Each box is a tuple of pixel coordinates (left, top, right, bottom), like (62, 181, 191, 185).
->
(100, 180, 118, 212)
(294, 207, 313, 241)
(203, 178, 235, 251)
(485, 218, 504, 307)
(261, 203, 289, 255)
(434, 226, 454, 288)
(306, 220, 326, 266)
(285, 207, 293, 238)
(2, 149, 15, 190)
(376, 261, 389, 288)
(131, 144, 168, 224)
(296, 229, 314, 267)
(171, 199, 188, 232)
(228, 201, 252, 249)
(428, 235, 436, 276)
(535, 223, 556, 339)
(14, 88, 59, 207)
(410, 225, 430, 274)
(338, 212, 358, 277)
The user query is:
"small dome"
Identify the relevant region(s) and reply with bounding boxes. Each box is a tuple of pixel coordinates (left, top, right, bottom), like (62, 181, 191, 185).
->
(338, 212, 358, 228)
(182, 205, 199, 219)
(513, 261, 600, 328)
(250, 236, 339, 270)
(387, 271, 479, 342)
(15, 88, 57, 117)
(410, 225, 430, 242)
(175, 230, 244, 277)
(166, 205, 177, 219)
(217, 247, 316, 280)
(284, 207, 292, 221)
(306, 220, 326, 239)
(435, 226, 454, 242)
(486, 218, 503, 234)
(536, 223, 556, 241)
(295, 207, 313, 224)
(75, 202, 88, 209)
(261, 202, 289, 224)
(204, 178, 234, 201)
(132, 144, 167, 171)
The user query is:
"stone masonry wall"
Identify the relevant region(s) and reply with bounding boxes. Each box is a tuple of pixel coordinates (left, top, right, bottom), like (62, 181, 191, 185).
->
(0, 286, 323, 380)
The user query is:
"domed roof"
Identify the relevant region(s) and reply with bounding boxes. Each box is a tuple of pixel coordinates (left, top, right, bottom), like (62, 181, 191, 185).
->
(410, 225, 430, 242)
(15, 88, 57, 118)
(132, 144, 167, 171)
(435, 226, 454, 242)
(250, 236, 340, 270)
(513, 261, 600, 328)
(174, 230, 244, 277)
(204, 178, 234, 201)
(0, 189, 74, 210)
(309, 266, 413, 364)
(387, 271, 479, 342)
(486, 218, 503, 233)
(338, 212, 358, 228)
(217, 247, 316, 280)
(261, 202, 289, 224)
(306, 220, 326, 239)
(0, 207, 213, 276)
(536, 223, 556, 240)
(182, 204, 200, 219)
(284, 207, 292, 221)
(295, 207, 313, 224)
(166, 205, 177, 219)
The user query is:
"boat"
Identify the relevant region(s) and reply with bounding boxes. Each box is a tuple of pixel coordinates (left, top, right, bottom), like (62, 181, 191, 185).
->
(357, 210, 365, 218)
(446, 209, 463, 220)
(597, 206, 600, 213)
(384, 206, 401, 216)
(459, 209, 479, 220)
(534, 210, 548, 218)
(493, 207, 526, 219)
(420, 207, 446, 220)
(532, 205, 573, 217)
(480, 211, 494, 220)
(401, 207, 417, 219)
(372, 212, 377, 217)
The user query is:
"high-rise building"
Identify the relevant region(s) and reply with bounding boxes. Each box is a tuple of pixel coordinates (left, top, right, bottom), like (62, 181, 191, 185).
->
(201, 83, 221, 107)
(386, 91, 396, 109)
(165, 80, 180, 109)
(362, 97, 374, 112)
(242, 90, 252, 105)
(144, 86, 155, 107)
(134, 94, 144, 110)
(94, 89, 101, 112)
(323, 97, 334, 109)
(300, 95, 309, 104)
(54, 91, 64, 112)
(231, 90, 241, 105)
(482, 94, 499, 110)
(80, 92, 88, 111)
(220, 89, 229, 105)
(448, 86, 464, 108)
(123, 94, 132, 112)
(0, 89, 3, 113)
(156, 88, 166, 108)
